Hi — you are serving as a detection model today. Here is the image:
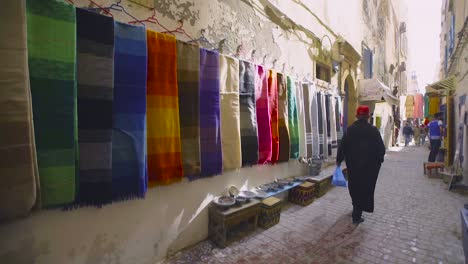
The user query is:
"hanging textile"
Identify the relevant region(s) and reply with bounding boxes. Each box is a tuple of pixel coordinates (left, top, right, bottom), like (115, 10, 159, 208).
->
(112, 22, 147, 200)
(429, 96, 441, 117)
(325, 94, 332, 156)
(330, 95, 338, 157)
(268, 70, 280, 163)
(424, 94, 430, 118)
(146, 30, 183, 185)
(0, 0, 38, 220)
(310, 84, 320, 158)
(27, 0, 77, 207)
(335, 96, 344, 144)
(219, 55, 242, 170)
(256, 65, 272, 164)
(277, 73, 290, 162)
(76, 8, 114, 204)
(296, 81, 307, 158)
(239, 60, 259, 166)
(177, 41, 201, 178)
(287, 76, 299, 159)
(405, 95, 414, 119)
(199, 49, 222, 177)
(413, 94, 424, 119)
(303, 83, 313, 158)
(317, 91, 326, 158)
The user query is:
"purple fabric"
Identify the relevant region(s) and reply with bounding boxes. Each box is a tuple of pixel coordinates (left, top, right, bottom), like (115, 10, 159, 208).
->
(197, 49, 222, 178)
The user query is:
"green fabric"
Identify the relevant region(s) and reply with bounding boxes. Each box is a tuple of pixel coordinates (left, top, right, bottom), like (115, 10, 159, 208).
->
(424, 94, 429, 118)
(27, 0, 77, 206)
(287, 76, 300, 159)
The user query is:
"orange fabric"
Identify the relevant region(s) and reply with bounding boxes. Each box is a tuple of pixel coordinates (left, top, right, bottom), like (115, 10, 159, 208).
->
(146, 30, 183, 185)
(268, 70, 279, 163)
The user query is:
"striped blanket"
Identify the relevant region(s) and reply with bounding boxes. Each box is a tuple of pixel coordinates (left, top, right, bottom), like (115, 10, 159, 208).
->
(0, 0, 38, 220)
(146, 30, 183, 185)
(199, 49, 222, 177)
(302, 83, 313, 158)
(219, 55, 242, 170)
(177, 41, 201, 178)
(239, 60, 259, 166)
(277, 73, 290, 162)
(112, 22, 147, 200)
(296, 81, 307, 158)
(76, 8, 114, 205)
(27, 0, 77, 207)
(335, 96, 343, 144)
(287, 76, 299, 159)
(256, 65, 272, 164)
(309, 83, 320, 158)
(317, 91, 326, 158)
(325, 94, 332, 156)
(329, 94, 338, 157)
(268, 70, 279, 163)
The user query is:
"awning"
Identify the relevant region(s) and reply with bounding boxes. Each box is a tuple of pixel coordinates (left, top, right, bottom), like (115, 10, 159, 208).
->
(426, 76, 456, 94)
(358, 78, 398, 105)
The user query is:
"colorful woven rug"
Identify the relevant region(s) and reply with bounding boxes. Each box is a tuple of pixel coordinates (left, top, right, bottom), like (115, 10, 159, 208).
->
(219, 55, 242, 170)
(27, 0, 77, 207)
(112, 22, 147, 200)
(198, 49, 222, 177)
(256, 65, 272, 164)
(177, 41, 201, 178)
(146, 30, 183, 185)
(239, 60, 259, 166)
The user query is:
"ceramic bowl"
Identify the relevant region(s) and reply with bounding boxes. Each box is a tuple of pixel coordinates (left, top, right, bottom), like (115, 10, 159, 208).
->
(254, 190, 268, 198)
(228, 185, 239, 197)
(238, 190, 256, 200)
(235, 196, 247, 205)
(213, 195, 235, 208)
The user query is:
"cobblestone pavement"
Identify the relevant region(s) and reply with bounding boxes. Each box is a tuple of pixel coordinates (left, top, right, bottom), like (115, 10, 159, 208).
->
(166, 146, 467, 264)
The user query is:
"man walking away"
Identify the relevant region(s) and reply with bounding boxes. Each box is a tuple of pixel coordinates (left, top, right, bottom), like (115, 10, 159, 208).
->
(402, 122, 413, 146)
(337, 105, 386, 224)
(413, 121, 420, 146)
(428, 113, 444, 162)
(420, 124, 427, 146)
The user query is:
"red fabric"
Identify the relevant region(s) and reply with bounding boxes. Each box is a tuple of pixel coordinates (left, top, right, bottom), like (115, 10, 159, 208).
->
(356, 105, 370, 116)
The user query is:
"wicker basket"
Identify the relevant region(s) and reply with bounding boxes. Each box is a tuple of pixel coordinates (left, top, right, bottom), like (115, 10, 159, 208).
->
(289, 182, 316, 206)
(258, 197, 282, 229)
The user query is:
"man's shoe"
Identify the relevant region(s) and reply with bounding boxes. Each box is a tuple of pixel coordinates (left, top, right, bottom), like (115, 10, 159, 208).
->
(352, 217, 364, 224)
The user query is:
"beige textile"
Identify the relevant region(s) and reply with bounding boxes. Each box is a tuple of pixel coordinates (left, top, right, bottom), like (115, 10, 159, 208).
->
(219, 55, 242, 170)
(0, 0, 39, 221)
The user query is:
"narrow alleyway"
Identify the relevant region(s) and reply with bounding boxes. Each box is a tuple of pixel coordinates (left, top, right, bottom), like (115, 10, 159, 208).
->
(166, 146, 467, 264)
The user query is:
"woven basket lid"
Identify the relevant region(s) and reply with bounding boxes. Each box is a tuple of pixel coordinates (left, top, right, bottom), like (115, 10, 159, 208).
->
(262, 197, 281, 207)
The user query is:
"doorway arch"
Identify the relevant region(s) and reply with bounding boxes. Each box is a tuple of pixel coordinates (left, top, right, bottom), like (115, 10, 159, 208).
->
(343, 74, 357, 131)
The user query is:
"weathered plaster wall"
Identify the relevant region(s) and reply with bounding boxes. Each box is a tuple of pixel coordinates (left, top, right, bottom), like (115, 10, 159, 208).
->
(0, 0, 393, 263)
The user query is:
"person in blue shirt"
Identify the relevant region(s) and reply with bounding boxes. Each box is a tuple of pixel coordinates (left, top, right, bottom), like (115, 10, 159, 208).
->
(428, 113, 444, 162)
(402, 122, 414, 146)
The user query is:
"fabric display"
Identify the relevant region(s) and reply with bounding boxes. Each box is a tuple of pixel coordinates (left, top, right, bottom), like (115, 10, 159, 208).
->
(177, 41, 201, 178)
(112, 22, 148, 200)
(239, 60, 259, 166)
(0, 0, 38, 221)
(428, 96, 441, 117)
(405, 95, 414, 119)
(335, 96, 344, 144)
(219, 55, 242, 170)
(325, 94, 332, 156)
(317, 92, 325, 158)
(424, 94, 429, 118)
(277, 73, 290, 162)
(268, 70, 280, 163)
(287, 77, 299, 159)
(256, 65, 272, 164)
(413, 94, 424, 119)
(302, 83, 313, 158)
(199, 49, 223, 177)
(28, 0, 77, 207)
(76, 8, 114, 205)
(329, 95, 338, 157)
(310, 84, 320, 158)
(295, 81, 307, 158)
(146, 30, 183, 185)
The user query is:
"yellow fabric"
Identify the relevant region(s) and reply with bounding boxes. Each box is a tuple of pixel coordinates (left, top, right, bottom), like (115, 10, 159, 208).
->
(219, 55, 242, 170)
(428, 96, 441, 116)
(405, 95, 414, 118)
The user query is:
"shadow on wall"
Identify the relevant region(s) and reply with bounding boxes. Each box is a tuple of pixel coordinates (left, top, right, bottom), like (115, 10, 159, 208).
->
(0, 161, 305, 264)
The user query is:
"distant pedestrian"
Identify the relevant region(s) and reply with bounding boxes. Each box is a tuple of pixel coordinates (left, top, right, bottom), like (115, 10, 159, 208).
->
(419, 124, 427, 145)
(337, 105, 385, 224)
(413, 121, 420, 146)
(402, 122, 414, 146)
(428, 113, 444, 162)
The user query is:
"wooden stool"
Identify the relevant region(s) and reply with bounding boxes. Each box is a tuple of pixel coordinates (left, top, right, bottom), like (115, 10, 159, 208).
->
(289, 182, 316, 206)
(258, 197, 282, 229)
(425, 162, 444, 178)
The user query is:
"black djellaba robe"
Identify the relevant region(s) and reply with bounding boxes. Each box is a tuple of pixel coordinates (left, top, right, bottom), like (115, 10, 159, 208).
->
(336, 119, 385, 213)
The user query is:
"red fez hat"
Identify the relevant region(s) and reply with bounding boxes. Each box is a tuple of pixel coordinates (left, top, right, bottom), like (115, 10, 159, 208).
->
(356, 105, 370, 116)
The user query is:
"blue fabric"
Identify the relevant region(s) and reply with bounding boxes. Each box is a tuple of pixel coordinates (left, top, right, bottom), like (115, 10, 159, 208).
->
(428, 120, 441, 139)
(332, 166, 347, 187)
(112, 22, 147, 200)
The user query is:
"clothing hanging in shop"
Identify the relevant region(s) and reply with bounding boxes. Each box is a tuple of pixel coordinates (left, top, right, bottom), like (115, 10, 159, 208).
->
(0, 0, 39, 220)
(268, 70, 280, 163)
(256, 65, 272, 164)
(76, 8, 114, 204)
(239, 60, 259, 166)
(287, 77, 299, 159)
(296, 81, 307, 158)
(28, 0, 77, 207)
(277, 73, 290, 162)
(146, 30, 183, 185)
(112, 21, 148, 200)
(219, 55, 242, 170)
(176, 41, 201, 178)
(199, 48, 222, 177)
